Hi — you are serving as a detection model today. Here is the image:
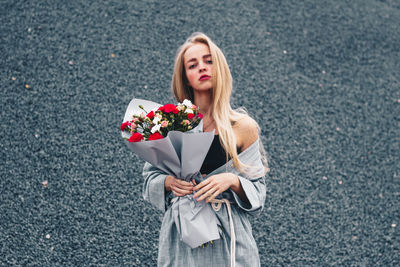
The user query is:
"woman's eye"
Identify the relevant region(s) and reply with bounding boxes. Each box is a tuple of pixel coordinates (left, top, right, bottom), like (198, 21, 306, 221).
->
(207, 60, 213, 64)
(188, 64, 196, 69)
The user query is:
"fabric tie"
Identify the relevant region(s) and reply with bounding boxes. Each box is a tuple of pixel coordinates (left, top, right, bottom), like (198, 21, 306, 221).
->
(210, 199, 236, 267)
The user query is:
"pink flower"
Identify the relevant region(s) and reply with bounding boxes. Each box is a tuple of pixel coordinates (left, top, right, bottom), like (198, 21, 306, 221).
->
(182, 119, 190, 125)
(161, 121, 169, 128)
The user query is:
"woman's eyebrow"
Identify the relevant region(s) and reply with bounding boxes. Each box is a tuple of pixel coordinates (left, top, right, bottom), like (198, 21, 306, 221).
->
(186, 54, 211, 65)
(186, 58, 197, 64)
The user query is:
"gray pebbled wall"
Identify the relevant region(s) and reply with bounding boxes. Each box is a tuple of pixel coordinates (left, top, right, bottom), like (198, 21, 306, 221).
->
(1, 0, 399, 266)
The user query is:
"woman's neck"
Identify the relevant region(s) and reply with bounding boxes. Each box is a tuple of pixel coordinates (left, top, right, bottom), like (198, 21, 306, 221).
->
(194, 90, 216, 132)
(193, 90, 212, 116)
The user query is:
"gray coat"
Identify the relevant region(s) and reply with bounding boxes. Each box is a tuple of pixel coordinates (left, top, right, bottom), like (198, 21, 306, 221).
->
(142, 138, 267, 267)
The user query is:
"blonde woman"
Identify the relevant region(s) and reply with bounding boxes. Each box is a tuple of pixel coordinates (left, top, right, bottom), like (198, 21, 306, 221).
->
(142, 32, 268, 267)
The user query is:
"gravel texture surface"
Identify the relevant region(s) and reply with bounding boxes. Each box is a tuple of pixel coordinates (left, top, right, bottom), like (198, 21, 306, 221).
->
(1, 0, 399, 266)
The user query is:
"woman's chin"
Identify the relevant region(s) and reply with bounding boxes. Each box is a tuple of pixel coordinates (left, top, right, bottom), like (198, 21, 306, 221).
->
(193, 87, 212, 93)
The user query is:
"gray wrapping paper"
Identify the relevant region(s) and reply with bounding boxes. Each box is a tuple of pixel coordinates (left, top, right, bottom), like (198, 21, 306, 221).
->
(122, 98, 220, 248)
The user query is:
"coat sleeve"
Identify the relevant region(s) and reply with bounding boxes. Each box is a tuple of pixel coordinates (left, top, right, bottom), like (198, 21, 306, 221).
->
(142, 162, 171, 212)
(227, 136, 268, 216)
(229, 175, 266, 216)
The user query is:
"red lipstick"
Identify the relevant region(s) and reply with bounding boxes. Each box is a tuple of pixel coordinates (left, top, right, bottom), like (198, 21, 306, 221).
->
(199, 75, 211, 81)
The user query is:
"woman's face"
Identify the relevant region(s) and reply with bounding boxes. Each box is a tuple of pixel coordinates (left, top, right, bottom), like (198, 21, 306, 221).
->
(183, 43, 213, 92)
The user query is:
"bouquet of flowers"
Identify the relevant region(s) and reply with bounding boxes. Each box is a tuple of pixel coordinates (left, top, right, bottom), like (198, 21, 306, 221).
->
(121, 99, 203, 143)
(121, 98, 220, 248)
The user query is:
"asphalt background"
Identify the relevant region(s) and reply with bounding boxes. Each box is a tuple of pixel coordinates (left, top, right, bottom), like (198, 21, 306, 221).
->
(1, 0, 399, 266)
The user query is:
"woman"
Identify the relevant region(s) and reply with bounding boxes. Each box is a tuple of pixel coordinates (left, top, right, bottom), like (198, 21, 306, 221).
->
(142, 32, 268, 267)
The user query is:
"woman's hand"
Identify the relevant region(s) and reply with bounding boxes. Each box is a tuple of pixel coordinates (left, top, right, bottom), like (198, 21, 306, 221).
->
(192, 173, 238, 203)
(165, 175, 194, 197)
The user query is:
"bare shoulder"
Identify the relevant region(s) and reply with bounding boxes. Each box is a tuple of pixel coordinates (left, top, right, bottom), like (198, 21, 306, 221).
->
(233, 115, 259, 152)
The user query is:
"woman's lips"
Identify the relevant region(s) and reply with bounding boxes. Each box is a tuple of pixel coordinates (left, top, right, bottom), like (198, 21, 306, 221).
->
(199, 75, 211, 81)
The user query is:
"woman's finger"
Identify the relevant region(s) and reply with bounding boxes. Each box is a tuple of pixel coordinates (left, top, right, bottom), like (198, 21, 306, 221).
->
(193, 181, 214, 199)
(171, 185, 192, 196)
(193, 177, 211, 191)
(175, 179, 193, 186)
(201, 187, 219, 202)
(169, 177, 193, 192)
(196, 185, 218, 202)
(175, 179, 194, 189)
(206, 189, 221, 203)
(174, 182, 193, 191)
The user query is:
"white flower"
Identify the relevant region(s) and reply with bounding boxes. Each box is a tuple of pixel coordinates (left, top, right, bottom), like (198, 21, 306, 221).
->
(151, 124, 161, 133)
(176, 104, 185, 111)
(153, 117, 161, 124)
(182, 99, 192, 107)
(185, 108, 194, 114)
(153, 114, 162, 124)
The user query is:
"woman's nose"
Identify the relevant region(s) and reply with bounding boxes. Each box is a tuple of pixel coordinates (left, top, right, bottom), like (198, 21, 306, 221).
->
(198, 61, 207, 72)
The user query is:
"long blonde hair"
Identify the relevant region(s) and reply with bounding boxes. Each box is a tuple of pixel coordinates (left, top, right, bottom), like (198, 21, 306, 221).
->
(171, 32, 268, 174)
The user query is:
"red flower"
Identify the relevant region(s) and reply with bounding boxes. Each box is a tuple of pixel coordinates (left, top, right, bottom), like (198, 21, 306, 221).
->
(120, 121, 131, 131)
(148, 132, 164, 141)
(198, 113, 203, 119)
(146, 111, 155, 119)
(128, 132, 144, 142)
(162, 104, 179, 114)
(187, 113, 195, 119)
